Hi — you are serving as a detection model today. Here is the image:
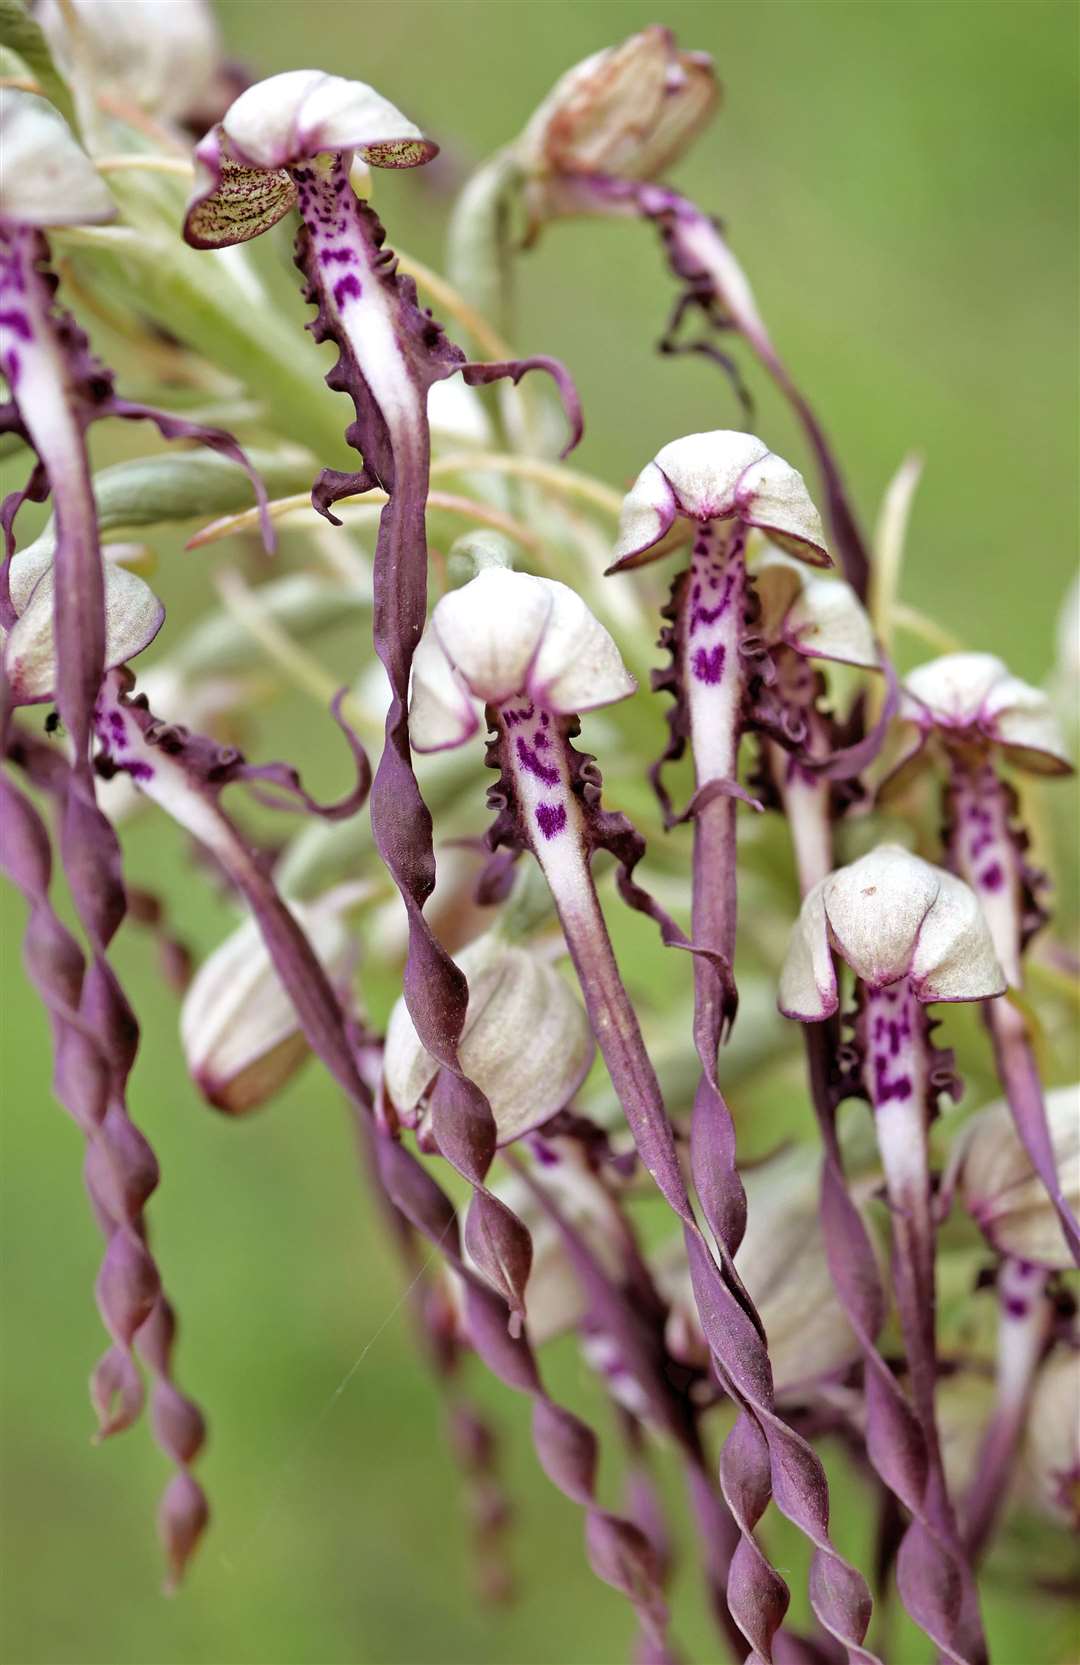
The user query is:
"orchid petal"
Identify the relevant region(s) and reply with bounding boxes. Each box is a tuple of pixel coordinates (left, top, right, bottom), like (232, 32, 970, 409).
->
(222, 69, 436, 172)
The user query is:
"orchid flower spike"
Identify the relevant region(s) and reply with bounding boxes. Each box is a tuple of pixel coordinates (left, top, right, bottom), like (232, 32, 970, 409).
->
(383, 932, 595, 1146)
(780, 841, 1002, 1629)
(892, 652, 1079, 1266)
(411, 571, 878, 1662)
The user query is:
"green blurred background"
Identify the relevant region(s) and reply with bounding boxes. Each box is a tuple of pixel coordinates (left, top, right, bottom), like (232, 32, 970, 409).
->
(1, 2, 1078, 1662)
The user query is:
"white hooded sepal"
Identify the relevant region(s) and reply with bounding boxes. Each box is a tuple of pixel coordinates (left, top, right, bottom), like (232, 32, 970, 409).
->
(778, 843, 1006, 1019)
(184, 71, 436, 249)
(409, 569, 635, 751)
(1, 549, 164, 704)
(181, 895, 355, 1115)
(902, 652, 1073, 776)
(218, 70, 436, 172)
(610, 431, 829, 569)
(753, 547, 878, 668)
(382, 933, 595, 1145)
(956, 1083, 1080, 1269)
(0, 90, 115, 228)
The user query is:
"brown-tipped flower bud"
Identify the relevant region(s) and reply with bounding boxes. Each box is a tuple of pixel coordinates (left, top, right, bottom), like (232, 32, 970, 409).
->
(516, 28, 717, 217)
(1021, 1347, 1080, 1528)
(383, 936, 595, 1147)
(655, 1145, 874, 1396)
(955, 1084, 1080, 1268)
(180, 895, 355, 1114)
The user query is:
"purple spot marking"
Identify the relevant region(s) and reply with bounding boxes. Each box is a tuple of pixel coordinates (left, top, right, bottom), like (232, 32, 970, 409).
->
(978, 862, 1005, 892)
(4, 349, 19, 386)
(535, 802, 567, 840)
(320, 246, 356, 267)
(516, 736, 560, 785)
(333, 274, 362, 308)
(127, 761, 154, 782)
(692, 644, 726, 684)
(0, 310, 31, 341)
(1004, 1296, 1029, 1319)
(873, 1056, 912, 1104)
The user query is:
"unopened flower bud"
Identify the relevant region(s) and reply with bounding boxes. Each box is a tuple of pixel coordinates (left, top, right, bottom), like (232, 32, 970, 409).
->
(409, 568, 635, 752)
(2, 547, 163, 704)
(956, 1084, 1080, 1268)
(181, 896, 355, 1114)
(779, 843, 1005, 1020)
(0, 89, 114, 227)
(517, 27, 717, 201)
(753, 546, 878, 668)
(656, 1145, 872, 1395)
(902, 652, 1072, 776)
(1022, 1347, 1080, 1528)
(611, 430, 829, 571)
(383, 935, 594, 1145)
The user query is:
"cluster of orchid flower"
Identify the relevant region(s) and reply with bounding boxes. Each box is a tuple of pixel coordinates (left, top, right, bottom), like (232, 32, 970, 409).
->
(0, 5, 1076, 1659)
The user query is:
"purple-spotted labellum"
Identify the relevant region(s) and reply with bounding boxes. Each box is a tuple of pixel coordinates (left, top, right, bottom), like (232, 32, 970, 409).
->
(893, 652, 1079, 1264)
(780, 843, 1006, 1663)
(510, 30, 871, 596)
(411, 566, 881, 1665)
(183, 70, 581, 1320)
(0, 89, 270, 1589)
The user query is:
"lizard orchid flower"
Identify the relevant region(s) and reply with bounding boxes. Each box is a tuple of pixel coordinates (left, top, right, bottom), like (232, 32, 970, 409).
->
(183, 74, 580, 1297)
(892, 651, 1078, 1264)
(781, 842, 1003, 1663)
